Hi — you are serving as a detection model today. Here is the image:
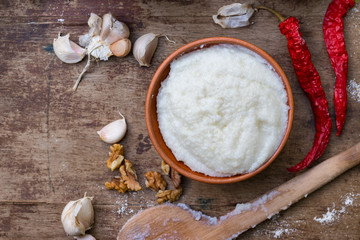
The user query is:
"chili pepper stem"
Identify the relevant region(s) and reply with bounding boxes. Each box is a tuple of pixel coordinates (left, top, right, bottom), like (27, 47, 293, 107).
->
(256, 6, 285, 22)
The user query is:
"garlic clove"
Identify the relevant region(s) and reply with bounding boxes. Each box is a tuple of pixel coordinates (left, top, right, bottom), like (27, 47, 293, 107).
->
(79, 13, 102, 48)
(104, 20, 130, 45)
(100, 13, 130, 45)
(110, 38, 132, 57)
(88, 13, 102, 37)
(74, 196, 94, 232)
(97, 112, 127, 144)
(213, 3, 255, 28)
(75, 234, 96, 240)
(53, 34, 86, 63)
(133, 33, 159, 67)
(61, 193, 94, 236)
(100, 13, 115, 41)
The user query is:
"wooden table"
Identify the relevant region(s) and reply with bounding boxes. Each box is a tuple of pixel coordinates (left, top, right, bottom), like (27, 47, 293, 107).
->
(1, 0, 360, 239)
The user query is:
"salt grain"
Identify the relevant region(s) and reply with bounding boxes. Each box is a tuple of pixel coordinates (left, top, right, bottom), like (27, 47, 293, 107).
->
(347, 79, 360, 102)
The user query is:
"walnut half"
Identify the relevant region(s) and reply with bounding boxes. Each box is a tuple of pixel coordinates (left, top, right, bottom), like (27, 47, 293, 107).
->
(161, 160, 170, 175)
(105, 176, 128, 193)
(156, 188, 183, 204)
(145, 171, 167, 191)
(106, 144, 124, 171)
(120, 159, 142, 191)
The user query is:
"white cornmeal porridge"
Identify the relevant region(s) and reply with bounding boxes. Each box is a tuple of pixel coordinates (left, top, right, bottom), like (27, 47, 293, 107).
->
(157, 44, 289, 177)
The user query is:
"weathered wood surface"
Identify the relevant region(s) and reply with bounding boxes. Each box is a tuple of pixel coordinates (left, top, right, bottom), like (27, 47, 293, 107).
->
(0, 0, 360, 239)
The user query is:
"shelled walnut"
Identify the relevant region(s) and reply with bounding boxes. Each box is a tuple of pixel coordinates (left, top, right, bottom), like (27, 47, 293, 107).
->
(120, 160, 142, 191)
(156, 188, 183, 204)
(161, 161, 170, 175)
(145, 171, 167, 191)
(105, 176, 128, 193)
(106, 144, 124, 171)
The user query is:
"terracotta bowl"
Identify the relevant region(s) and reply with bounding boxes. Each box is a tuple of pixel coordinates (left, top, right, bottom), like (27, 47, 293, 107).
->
(145, 37, 294, 184)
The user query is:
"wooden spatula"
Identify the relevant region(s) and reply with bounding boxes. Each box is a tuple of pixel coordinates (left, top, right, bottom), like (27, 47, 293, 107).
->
(117, 143, 360, 240)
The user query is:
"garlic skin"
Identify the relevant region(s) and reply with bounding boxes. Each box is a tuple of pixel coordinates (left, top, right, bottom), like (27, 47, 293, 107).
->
(110, 38, 131, 57)
(79, 13, 103, 47)
(87, 35, 113, 61)
(133, 33, 159, 67)
(61, 193, 94, 236)
(88, 13, 102, 37)
(97, 112, 127, 144)
(213, 3, 255, 28)
(53, 34, 86, 63)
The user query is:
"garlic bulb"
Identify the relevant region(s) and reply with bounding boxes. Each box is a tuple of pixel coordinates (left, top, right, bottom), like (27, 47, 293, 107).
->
(133, 33, 159, 67)
(110, 38, 131, 57)
(61, 193, 94, 236)
(53, 34, 86, 63)
(213, 3, 255, 28)
(97, 112, 127, 143)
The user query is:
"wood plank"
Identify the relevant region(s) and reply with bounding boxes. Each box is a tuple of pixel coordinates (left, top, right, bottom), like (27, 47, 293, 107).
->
(0, 0, 360, 239)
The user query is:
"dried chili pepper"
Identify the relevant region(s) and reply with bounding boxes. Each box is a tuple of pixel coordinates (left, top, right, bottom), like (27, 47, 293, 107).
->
(257, 6, 332, 172)
(323, 0, 356, 135)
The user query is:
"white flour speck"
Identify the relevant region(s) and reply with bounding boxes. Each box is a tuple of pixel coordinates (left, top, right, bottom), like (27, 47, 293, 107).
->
(314, 208, 337, 224)
(313, 192, 360, 225)
(348, 79, 360, 102)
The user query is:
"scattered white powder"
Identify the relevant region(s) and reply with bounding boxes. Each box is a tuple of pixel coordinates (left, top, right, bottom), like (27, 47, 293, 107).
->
(115, 196, 155, 216)
(176, 203, 218, 225)
(271, 228, 296, 238)
(344, 196, 354, 206)
(313, 192, 360, 225)
(220, 190, 280, 222)
(347, 79, 360, 102)
(314, 207, 337, 224)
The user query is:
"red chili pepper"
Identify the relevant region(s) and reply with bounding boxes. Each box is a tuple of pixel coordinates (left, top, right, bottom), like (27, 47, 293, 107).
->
(257, 6, 332, 172)
(323, 0, 356, 135)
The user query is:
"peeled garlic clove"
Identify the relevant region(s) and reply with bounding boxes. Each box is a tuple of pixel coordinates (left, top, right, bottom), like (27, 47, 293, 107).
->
(88, 13, 102, 37)
(110, 38, 131, 57)
(61, 193, 94, 236)
(133, 33, 159, 67)
(53, 34, 86, 63)
(213, 3, 255, 28)
(97, 112, 127, 144)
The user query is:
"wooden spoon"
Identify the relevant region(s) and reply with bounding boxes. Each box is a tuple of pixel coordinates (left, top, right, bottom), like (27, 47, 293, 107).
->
(117, 143, 360, 240)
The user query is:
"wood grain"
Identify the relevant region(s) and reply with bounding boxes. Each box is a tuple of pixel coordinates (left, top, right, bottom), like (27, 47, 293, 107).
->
(0, 0, 360, 239)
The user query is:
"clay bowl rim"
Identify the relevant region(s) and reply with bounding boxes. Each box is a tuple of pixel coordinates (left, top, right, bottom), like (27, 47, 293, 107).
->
(145, 37, 294, 184)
